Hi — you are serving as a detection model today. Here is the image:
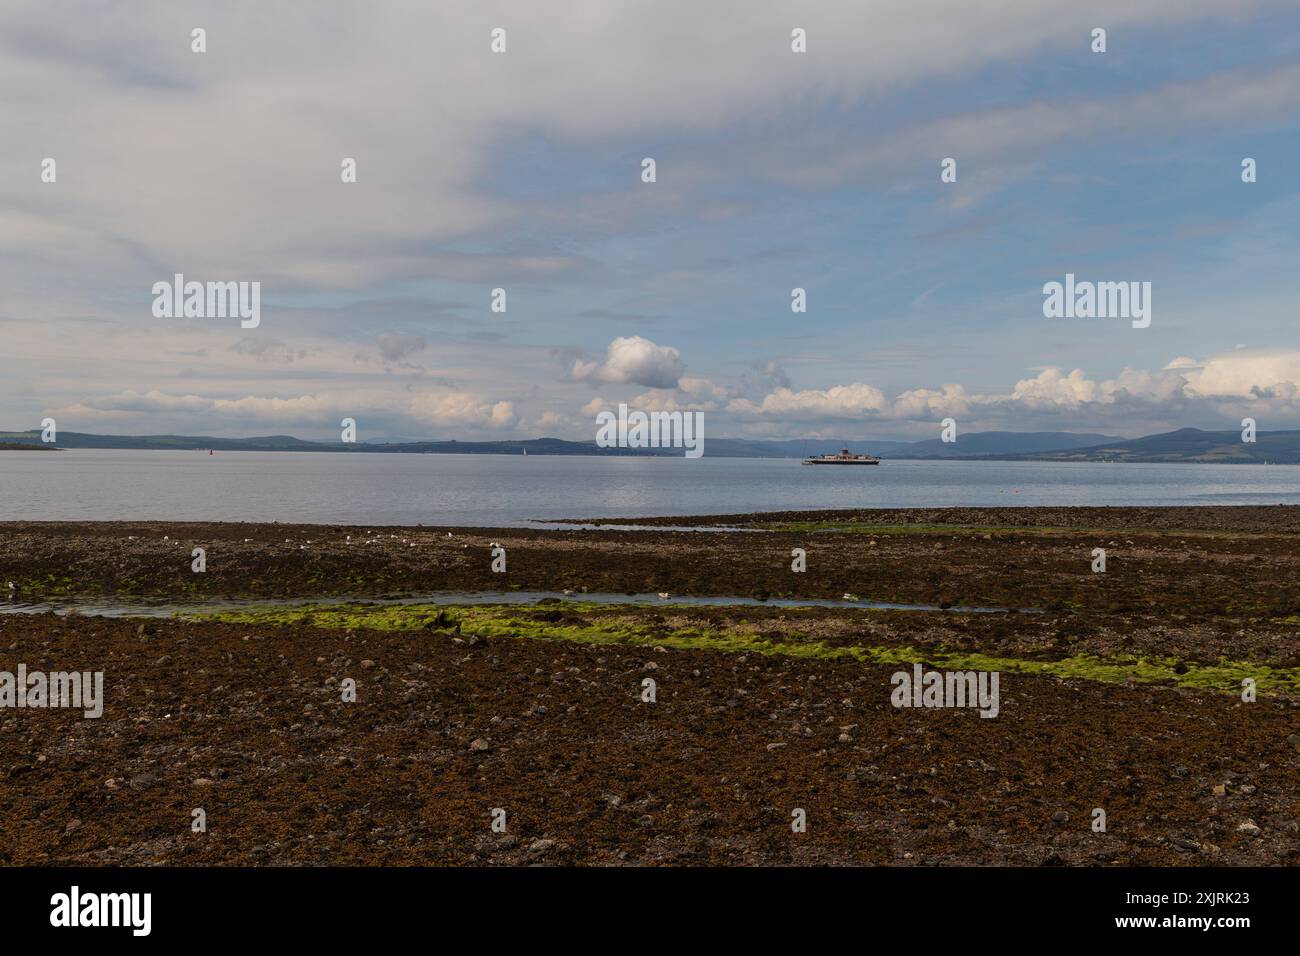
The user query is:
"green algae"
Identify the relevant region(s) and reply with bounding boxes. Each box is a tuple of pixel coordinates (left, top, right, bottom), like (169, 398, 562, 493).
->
(752, 520, 1291, 541)
(190, 601, 1300, 696)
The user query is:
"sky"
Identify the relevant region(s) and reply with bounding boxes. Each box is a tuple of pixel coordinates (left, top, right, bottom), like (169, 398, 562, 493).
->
(3, 0, 1300, 442)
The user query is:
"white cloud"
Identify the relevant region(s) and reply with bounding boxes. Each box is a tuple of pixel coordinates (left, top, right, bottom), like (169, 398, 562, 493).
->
(569, 336, 685, 389)
(724, 350, 1300, 435)
(728, 383, 889, 420)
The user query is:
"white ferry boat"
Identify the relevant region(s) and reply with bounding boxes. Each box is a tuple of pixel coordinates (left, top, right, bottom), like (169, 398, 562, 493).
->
(802, 447, 881, 465)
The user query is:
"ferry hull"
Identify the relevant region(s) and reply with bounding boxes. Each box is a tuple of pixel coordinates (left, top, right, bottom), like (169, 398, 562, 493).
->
(803, 459, 880, 465)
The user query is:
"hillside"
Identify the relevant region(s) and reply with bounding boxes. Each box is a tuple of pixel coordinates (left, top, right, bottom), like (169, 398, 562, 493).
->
(1, 427, 1295, 462)
(1010, 428, 1300, 464)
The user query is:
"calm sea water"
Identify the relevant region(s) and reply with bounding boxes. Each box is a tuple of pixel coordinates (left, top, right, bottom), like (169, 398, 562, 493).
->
(2, 449, 1299, 526)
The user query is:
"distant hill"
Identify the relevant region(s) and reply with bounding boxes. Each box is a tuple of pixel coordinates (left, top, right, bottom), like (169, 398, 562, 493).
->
(1006, 427, 1300, 464)
(0, 431, 325, 452)
(890, 431, 1120, 458)
(0, 429, 1117, 458)
(0, 427, 1292, 462)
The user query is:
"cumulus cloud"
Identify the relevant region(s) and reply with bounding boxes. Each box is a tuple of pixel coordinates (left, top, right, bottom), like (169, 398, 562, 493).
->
(728, 383, 890, 420)
(408, 392, 517, 429)
(723, 350, 1300, 435)
(569, 336, 685, 389)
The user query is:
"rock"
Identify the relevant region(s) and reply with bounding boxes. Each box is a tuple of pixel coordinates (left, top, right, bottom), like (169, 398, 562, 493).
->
(838, 733, 851, 743)
(1051, 811, 1069, 825)
(1237, 820, 1261, 837)
(469, 738, 491, 752)
(360, 659, 375, 670)
(528, 838, 556, 854)
(127, 773, 159, 792)
(193, 778, 213, 786)
(63, 819, 81, 835)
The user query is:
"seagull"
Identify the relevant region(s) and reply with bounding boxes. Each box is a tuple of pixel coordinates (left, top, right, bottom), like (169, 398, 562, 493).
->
(657, 592, 670, 600)
(842, 593, 860, 602)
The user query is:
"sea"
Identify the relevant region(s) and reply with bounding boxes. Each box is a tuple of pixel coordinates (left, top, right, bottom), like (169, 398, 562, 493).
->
(2, 449, 1299, 526)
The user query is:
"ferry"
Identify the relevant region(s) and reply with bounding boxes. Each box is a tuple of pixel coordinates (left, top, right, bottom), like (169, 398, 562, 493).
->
(803, 447, 880, 465)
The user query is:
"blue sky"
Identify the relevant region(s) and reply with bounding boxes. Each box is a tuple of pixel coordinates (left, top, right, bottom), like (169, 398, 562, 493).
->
(3, 1, 1300, 441)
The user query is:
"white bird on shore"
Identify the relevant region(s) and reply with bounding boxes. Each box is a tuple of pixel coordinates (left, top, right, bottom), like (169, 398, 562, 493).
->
(657, 592, 670, 600)
(563, 589, 574, 596)
(842, 593, 860, 602)
(6, 581, 15, 593)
